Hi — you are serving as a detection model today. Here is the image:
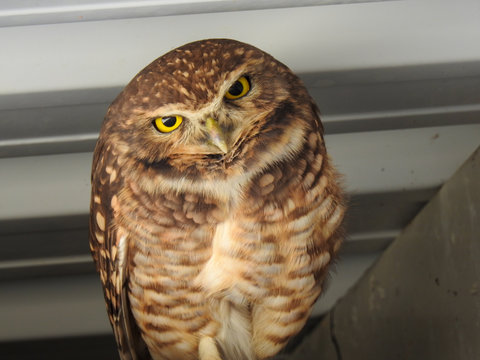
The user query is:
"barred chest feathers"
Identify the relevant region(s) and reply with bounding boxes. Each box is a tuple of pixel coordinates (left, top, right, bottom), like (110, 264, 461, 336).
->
(118, 130, 343, 360)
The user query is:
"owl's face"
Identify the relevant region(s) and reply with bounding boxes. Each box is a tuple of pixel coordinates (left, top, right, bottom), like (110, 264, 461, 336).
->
(104, 39, 317, 181)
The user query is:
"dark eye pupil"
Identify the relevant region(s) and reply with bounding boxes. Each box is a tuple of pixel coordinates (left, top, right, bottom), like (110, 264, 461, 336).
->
(228, 81, 244, 96)
(162, 116, 177, 127)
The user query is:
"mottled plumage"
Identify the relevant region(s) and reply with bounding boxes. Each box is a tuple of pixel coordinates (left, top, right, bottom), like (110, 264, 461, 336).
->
(89, 39, 345, 360)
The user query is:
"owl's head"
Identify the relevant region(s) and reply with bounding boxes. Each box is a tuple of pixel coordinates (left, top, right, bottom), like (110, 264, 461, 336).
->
(103, 39, 320, 182)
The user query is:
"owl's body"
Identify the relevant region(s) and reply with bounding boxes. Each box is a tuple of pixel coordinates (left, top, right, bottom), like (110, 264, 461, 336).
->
(90, 39, 345, 360)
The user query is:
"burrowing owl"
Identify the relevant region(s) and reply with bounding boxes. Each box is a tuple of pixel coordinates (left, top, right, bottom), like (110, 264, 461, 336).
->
(90, 39, 345, 360)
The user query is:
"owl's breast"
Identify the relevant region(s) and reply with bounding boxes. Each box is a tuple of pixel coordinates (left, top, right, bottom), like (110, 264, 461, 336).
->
(119, 127, 345, 359)
(119, 186, 226, 359)
(194, 133, 346, 303)
(193, 217, 278, 301)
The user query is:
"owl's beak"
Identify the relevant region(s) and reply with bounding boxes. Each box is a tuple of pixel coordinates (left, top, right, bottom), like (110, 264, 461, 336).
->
(205, 117, 228, 154)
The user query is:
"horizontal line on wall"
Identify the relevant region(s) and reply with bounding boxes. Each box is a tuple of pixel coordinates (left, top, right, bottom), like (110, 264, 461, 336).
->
(324, 103, 480, 124)
(0, 133, 98, 148)
(0, 255, 92, 270)
(0, 0, 387, 27)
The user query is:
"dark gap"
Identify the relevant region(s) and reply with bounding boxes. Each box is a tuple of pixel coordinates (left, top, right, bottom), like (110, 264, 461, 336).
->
(0, 334, 120, 360)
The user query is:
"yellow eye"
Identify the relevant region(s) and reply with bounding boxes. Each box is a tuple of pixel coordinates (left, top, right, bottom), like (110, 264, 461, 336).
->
(153, 115, 183, 133)
(225, 76, 250, 100)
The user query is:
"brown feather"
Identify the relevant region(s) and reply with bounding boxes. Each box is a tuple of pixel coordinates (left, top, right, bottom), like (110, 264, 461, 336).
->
(90, 38, 346, 360)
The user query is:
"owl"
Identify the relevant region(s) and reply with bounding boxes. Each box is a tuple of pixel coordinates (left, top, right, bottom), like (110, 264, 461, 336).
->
(89, 39, 345, 360)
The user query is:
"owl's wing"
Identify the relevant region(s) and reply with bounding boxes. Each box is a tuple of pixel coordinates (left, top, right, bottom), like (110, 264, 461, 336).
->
(89, 140, 150, 360)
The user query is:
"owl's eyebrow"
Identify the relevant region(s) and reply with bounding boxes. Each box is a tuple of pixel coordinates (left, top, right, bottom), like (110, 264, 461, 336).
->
(230, 73, 251, 84)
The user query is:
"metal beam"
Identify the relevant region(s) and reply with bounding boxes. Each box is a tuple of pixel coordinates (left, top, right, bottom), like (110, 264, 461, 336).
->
(0, 0, 391, 27)
(2, 62, 480, 158)
(1, 2, 480, 96)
